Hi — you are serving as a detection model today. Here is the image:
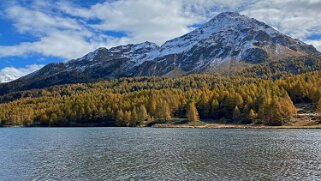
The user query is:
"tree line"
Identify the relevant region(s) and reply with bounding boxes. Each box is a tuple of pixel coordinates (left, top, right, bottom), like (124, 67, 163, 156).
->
(1, 70, 321, 127)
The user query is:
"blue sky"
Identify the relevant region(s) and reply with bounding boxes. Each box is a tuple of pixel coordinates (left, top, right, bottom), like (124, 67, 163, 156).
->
(1, 0, 321, 81)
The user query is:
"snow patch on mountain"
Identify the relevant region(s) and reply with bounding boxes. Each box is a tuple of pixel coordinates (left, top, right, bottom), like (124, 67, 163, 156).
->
(0, 64, 44, 83)
(52, 12, 319, 77)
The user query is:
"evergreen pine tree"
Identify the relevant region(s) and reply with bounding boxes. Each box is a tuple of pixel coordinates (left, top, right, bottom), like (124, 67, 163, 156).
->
(317, 99, 321, 114)
(233, 106, 241, 121)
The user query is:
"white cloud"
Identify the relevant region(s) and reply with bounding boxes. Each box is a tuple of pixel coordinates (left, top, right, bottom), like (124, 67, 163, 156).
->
(0, 0, 321, 62)
(89, 0, 197, 44)
(0, 31, 111, 59)
(6, 5, 82, 36)
(0, 1, 111, 60)
(0, 64, 44, 83)
(59, 0, 253, 44)
(56, 1, 96, 19)
(242, 0, 321, 40)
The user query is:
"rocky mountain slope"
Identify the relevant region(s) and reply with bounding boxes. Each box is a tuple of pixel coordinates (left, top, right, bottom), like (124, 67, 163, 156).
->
(0, 12, 320, 94)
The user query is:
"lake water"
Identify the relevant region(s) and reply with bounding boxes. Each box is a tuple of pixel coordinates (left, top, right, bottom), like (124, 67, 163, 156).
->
(0, 128, 320, 180)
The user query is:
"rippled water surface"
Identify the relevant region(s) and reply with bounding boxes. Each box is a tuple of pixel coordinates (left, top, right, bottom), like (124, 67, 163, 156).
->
(0, 128, 320, 180)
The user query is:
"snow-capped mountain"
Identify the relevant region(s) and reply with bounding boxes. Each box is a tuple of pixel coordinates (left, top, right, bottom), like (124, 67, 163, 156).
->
(0, 64, 44, 83)
(67, 12, 318, 74)
(1, 12, 320, 92)
(0, 73, 19, 83)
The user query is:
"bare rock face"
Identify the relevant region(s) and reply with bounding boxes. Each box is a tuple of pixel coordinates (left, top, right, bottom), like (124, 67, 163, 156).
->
(1, 12, 320, 93)
(241, 48, 268, 63)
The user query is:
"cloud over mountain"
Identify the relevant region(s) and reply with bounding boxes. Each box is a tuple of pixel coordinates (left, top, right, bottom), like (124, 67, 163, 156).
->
(1, 0, 321, 82)
(1, 0, 321, 60)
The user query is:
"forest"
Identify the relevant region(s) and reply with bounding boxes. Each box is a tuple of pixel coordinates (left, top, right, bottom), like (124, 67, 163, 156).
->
(0, 68, 321, 127)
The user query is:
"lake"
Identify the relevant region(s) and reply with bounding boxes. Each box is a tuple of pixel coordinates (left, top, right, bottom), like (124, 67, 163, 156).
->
(0, 128, 320, 180)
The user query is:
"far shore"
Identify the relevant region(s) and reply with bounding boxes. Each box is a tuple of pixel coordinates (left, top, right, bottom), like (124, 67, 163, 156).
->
(152, 115, 321, 129)
(2, 121, 321, 129)
(151, 123, 321, 129)
(2, 109, 320, 129)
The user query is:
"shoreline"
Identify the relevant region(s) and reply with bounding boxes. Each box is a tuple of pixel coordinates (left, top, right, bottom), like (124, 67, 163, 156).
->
(151, 117, 321, 129)
(2, 122, 321, 129)
(152, 123, 321, 129)
(2, 114, 320, 129)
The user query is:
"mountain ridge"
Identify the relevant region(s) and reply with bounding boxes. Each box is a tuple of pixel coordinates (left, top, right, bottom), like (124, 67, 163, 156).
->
(0, 12, 320, 94)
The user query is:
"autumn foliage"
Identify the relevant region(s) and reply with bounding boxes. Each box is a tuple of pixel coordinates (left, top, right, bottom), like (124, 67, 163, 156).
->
(1, 70, 321, 127)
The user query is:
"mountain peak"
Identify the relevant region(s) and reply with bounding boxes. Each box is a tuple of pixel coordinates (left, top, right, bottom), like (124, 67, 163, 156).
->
(64, 12, 321, 66)
(4, 12, 319, 89)
(214, 11, 241, 18)
(207, 11, 246, 23)
(203, 11, 269, 31)
(158, 12, 273, 58)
